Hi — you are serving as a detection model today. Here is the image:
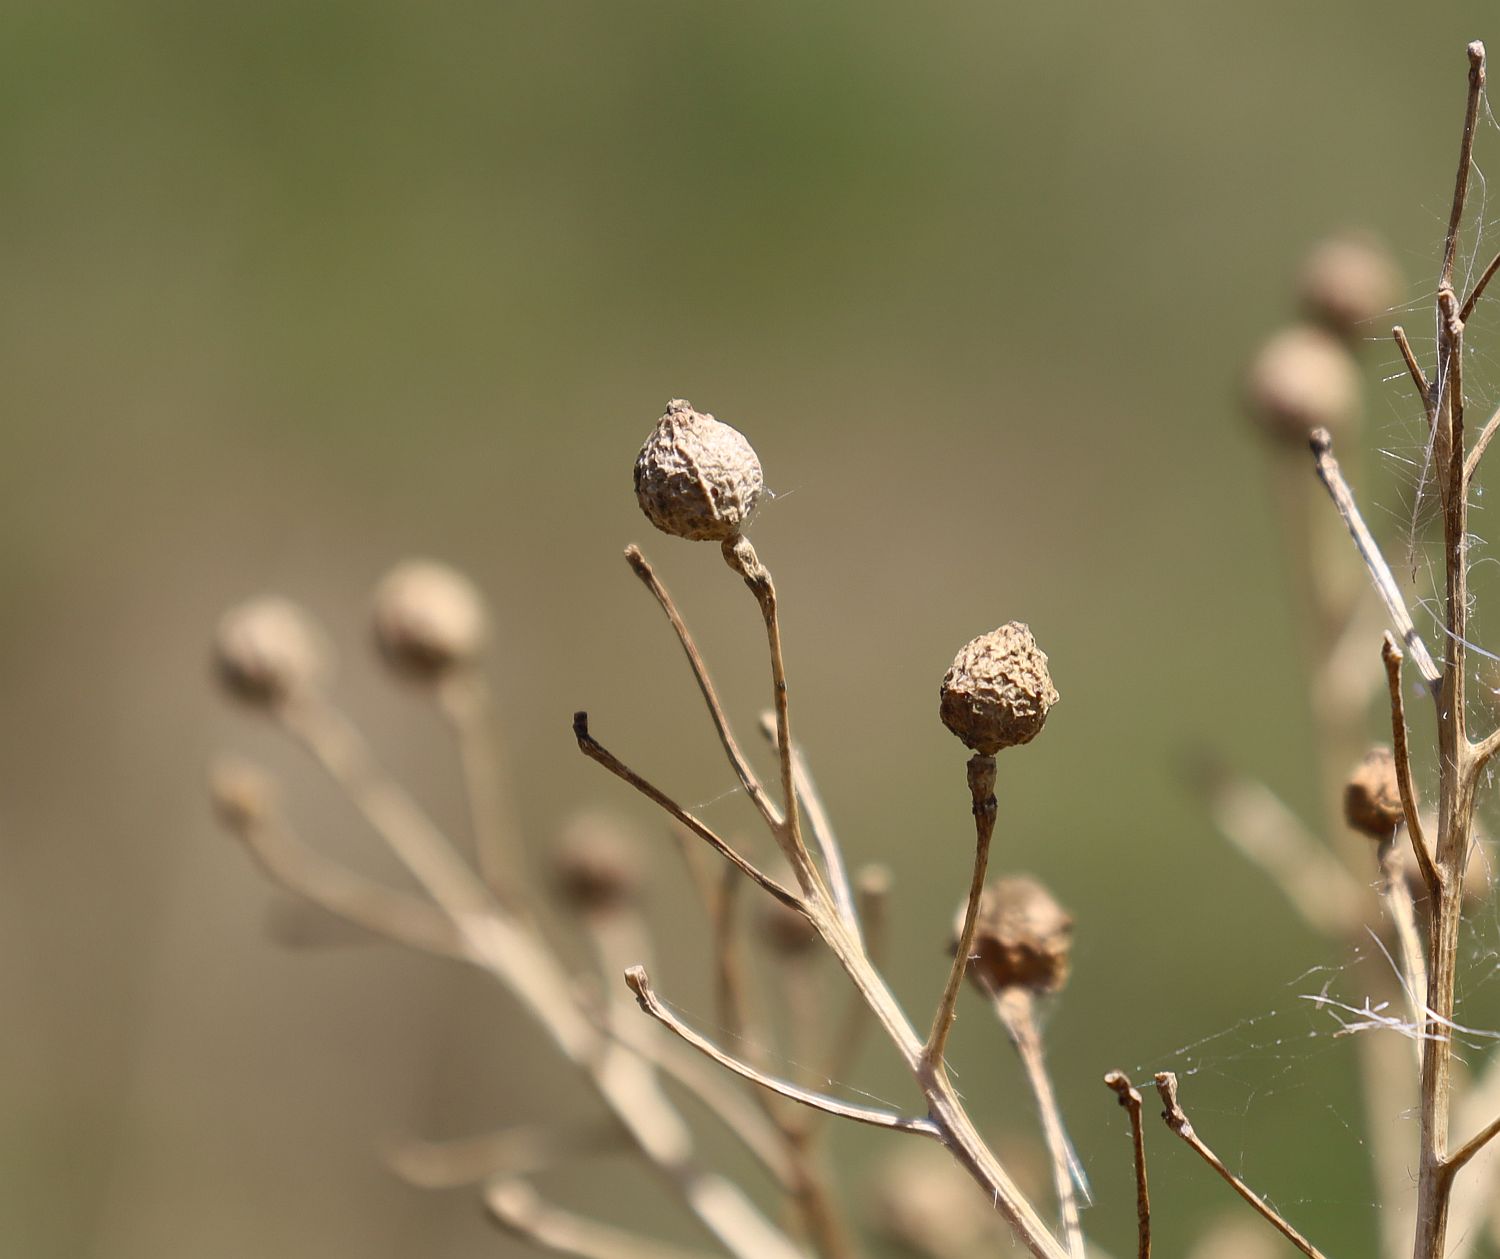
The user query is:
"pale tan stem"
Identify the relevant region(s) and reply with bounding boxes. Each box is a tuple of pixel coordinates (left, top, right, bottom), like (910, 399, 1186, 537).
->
(1103, 1072, 1150, 1259)
(626, 966, 936, 1136)
(722, 535, 822, 895)
(386, 1123, 620, 1190)
(1378, 837, 1430, 1055)
(437, 669, 524, 906)
(485, 1179, 719, 1259)
(221, 796, 468, 960)
(925, 754, 996, 1069)
(759, 711, 860, 938)
(1310, 428, 1442, 690)
(1198, 762, 1364, 935)
(278, 701, 805, 1259)
(994, 989, 1085, 1259)
(627, 545, 782, 830)
(1154, 1073, 1329, 1259)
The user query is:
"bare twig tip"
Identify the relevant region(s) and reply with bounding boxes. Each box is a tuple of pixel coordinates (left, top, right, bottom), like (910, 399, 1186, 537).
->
(572, 711, 590, 742)
(1308, 426, 1333, 457)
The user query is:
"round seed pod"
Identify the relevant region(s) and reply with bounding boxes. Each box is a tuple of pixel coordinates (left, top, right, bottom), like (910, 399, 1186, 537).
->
(1244, 324, 1360, 443)
(939, 623, 1058, 755)
(208, 757, 276, 832)
(958, 875, 1073, 995)
(1344, 745, 1406, 840)
(213, 596, 328, 705)
(634, 399, 763, 542)
(872, 1146, 1006, 1257)
(758, 898, 820, 956)
(551, 812, 642, 913)
(1298, 231, 1401, 340)
(371, 560, 487, 679)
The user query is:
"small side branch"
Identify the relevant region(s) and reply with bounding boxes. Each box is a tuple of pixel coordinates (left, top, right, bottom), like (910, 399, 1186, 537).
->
(1154, 1073, 1329, 1259)
(625, 966, 937, 1137)
(1446, 1112, 1500, 1178)
(485, 1179, 719, 1259)
(1394, 325, 1432, 413)
(386, 1122, 620, 1189)
(1461, 251, 1500, 323)
(1310, 429, 1442, 691)
(573, 712, 800, 909)
(1382, 635, 1439, 895)
(1441, 42, 1488, 289)
(1104, 1072, 1151, 1259)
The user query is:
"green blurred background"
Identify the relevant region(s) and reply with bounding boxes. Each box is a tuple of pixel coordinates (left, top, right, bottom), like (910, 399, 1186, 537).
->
(7, 2, 1500, 1256)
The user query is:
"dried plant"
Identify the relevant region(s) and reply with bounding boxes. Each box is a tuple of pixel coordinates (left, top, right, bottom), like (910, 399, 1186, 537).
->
(208, 40, 1500, 1259)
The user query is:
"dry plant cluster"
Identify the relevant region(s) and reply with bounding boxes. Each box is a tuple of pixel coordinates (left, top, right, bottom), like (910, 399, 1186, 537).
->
(209, 41, 1500, 1259)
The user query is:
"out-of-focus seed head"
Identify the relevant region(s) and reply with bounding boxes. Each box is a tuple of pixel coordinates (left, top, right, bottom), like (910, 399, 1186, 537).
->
(634, 399, 763, 542)
(1298, 231, 1402, 340)
(758, 898, 820, 956)
(1344, 745, 1406, 840)
(208, 757, 276, 832)
(371, 559, 487, 679)
(213, 596, 329, 706)
(1185, 1214, 1282, 1259)
(551, 811, 642, 913)
(872, 1146, 1005, 1257)
(1244, 325, 1360, 443)
(957, 875, 1073, 995)
(939, 623, 1058, 755)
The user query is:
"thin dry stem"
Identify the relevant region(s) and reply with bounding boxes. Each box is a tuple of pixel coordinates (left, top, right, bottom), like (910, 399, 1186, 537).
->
(1310, 428, 1442, 690)
(1378, 838, 1431, 1057)
(627, 545, 783, 830)
(1103, 1071, 1151, 1259)
(436, 669, 524, 906)
(1394, 325, 1432, 406)
(572, 711, 801, 909)
(993, 989, 1085, 1259)
(759, 710, 860, 938)
(625, 965, 937, 1136)
(485, 1179, 719, 1259)
(1463, 401, 1500, 482)
(1199, 763, 1364, 936)
(387, 1123, 619, 1190)
(924, 754, 997, 1070)
(1153, 1072, 1329, 1259)
(1382, 635, 1439, 895)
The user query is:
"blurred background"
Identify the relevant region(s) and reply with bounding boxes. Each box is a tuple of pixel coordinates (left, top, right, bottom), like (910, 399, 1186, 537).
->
(7, 1, 1500, 1256)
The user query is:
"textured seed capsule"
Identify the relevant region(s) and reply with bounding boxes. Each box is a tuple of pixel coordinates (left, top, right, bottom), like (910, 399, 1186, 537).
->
(551, 812, 642, 912)
(372, 560, 487, 678)
(958, 876, 1073, 995)
(1344, 745, 1406, 840)
(940, 623, 1058, 755)
(634, 399, 763, 542)
(1245, 324, 1360, 442)
(213, 596, 328, 705)
(1299, 231, 1401, 340)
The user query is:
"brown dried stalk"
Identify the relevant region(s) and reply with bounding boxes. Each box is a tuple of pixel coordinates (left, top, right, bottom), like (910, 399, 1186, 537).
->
(1103, 1071, 1150, 1259)
(1154, 1073, 1327, 1259)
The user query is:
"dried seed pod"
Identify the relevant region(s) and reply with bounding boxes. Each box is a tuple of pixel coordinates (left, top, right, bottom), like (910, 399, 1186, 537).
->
(939, 623, 1058, 755)
(1344, 745, 1406, 840)
(551, 812, 642, 913)
(208, 757, 276, 831)
(1298, 231, 1401, 340)
(633, 399, 763, 542)
(1244, 324, 1360, 442)
(758, 898, 820, 956)
(213, 596, 328, 705)
(872, 1146, 1002, 1258)
(958, 875, 1073, 995)
(372, 559, 487, 679)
